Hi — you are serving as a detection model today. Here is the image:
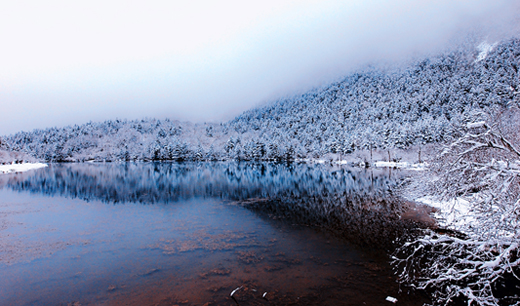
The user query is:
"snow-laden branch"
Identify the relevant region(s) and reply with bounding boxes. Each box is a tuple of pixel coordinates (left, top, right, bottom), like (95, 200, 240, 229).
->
(393, 232, 519, 306)
(395, 110, 520, 305)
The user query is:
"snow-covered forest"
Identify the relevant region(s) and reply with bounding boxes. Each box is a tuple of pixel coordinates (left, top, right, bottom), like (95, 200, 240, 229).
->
(2, 38, 519, 163)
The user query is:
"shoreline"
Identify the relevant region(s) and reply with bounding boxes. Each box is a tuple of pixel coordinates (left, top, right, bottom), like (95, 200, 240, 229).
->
(0, 162, 48, 174)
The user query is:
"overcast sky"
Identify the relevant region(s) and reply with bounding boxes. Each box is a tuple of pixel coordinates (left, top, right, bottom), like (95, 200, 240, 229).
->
(0, 0, 518, 135)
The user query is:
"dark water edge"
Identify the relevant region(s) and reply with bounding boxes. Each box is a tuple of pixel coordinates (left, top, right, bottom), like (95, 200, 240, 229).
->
(0, 162, 432, 305)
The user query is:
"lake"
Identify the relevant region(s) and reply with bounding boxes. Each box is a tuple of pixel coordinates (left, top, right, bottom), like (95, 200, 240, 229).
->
(0, 162, 430, 305)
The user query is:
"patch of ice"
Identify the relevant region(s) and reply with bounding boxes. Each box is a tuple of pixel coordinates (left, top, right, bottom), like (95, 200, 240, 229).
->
(386, 296, 398, 303)
(0, 162, 48, 174)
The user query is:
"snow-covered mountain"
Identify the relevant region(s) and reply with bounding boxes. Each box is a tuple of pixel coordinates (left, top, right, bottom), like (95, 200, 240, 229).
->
(2, 38, 519, 162)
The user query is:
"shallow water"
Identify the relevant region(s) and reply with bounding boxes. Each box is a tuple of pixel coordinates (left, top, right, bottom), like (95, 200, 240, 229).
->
(0, 162, 429, 305)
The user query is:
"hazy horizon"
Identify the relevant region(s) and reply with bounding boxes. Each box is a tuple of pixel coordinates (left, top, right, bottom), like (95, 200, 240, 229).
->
(1, 0, 519, 135)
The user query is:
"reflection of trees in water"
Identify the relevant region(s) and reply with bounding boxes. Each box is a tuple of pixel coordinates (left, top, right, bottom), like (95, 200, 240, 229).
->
(5, 162, 394, 204)
(240, 190, 414, 251)
(5, 162, 419, 249)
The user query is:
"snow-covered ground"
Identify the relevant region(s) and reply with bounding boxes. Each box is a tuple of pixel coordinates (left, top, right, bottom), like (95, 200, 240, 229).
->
(372, 161, 428, 171)
(0, 162, 48, 174)
(305, 158, 429, 171)
(475, 41, 497, 62)
(414, 196, 473, 229)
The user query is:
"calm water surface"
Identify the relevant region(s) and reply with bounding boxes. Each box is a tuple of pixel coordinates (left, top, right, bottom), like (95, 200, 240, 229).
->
(0, 162, 429, 305)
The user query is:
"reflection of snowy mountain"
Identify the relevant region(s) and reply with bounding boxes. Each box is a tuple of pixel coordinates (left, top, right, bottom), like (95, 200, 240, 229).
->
(3, 38, 519, 162)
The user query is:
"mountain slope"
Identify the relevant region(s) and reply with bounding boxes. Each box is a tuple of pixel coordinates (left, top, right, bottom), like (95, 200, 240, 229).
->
(2, 38, 519, 162)
(226, 38, 519, 157)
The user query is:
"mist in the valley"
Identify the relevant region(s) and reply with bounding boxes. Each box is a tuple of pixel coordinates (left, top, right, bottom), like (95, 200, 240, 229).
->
(0, 0, 518, 135)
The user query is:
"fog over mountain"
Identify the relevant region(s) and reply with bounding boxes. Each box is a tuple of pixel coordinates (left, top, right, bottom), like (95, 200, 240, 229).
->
(2, 36, 519, 163)
(1, 1, 519, 135)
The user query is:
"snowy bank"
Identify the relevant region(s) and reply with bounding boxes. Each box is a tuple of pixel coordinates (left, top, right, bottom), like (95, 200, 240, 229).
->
(0, 162, 48, 174)
(373, 161, 428, 171)
(414, 196, 473, 229)
(303, 158, 430, 171)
